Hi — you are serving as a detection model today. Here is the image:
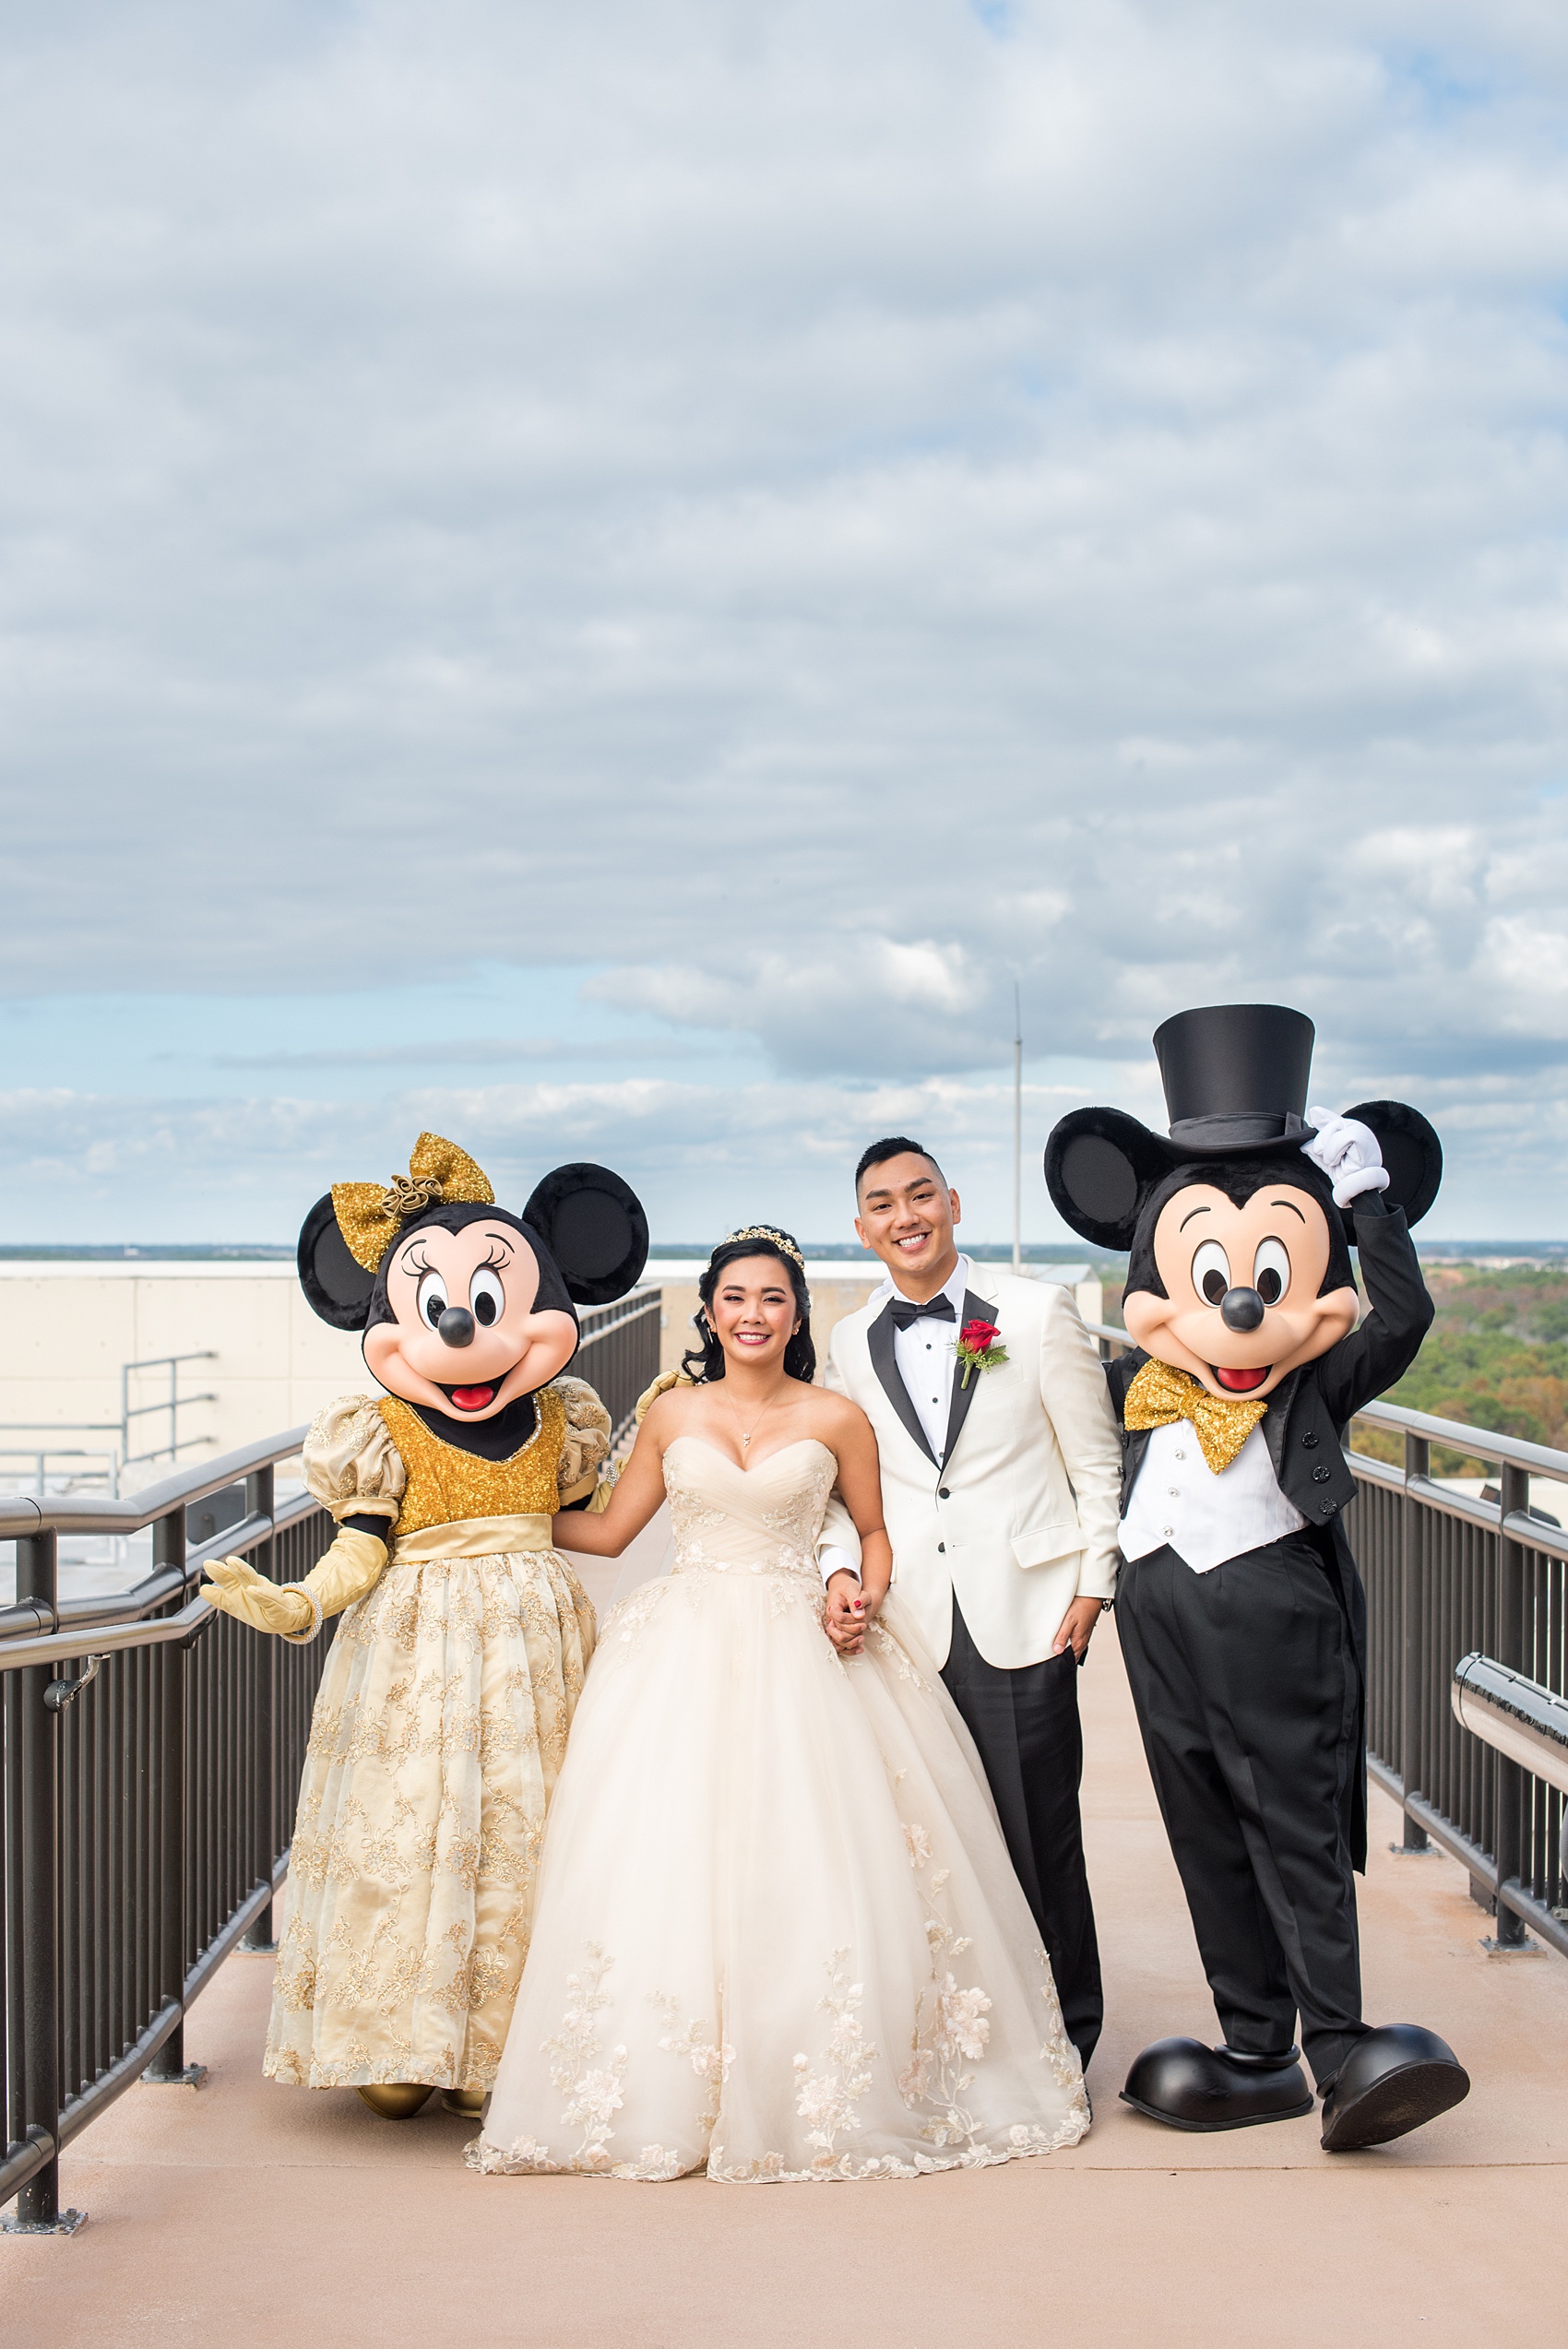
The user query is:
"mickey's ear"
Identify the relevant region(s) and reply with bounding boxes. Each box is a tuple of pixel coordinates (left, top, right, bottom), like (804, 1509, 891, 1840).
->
(1341, 1101, 1443, 1228)
(297, 1193, 377, 1331)
(523, 1163, 649, 1305)
(1045, 1109, 1168, 1252)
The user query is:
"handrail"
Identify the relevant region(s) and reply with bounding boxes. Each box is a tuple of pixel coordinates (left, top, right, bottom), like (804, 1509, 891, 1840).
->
(0, 1591, 213, 1675)
(576, 1289, 661, 1336)
(0, 1423, 308, 1543)
(1452, 1653, 1568, 1797)
(0, 1491, 328, 1662)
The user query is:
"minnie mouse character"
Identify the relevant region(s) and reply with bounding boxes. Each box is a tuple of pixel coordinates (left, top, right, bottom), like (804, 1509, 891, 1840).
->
(200, 1132, 647, 2118)
(1047, 1005, 1469, 2151)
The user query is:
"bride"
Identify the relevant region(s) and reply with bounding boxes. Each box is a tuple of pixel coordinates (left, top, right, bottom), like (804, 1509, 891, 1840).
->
(470, 1226, 1089, 2183)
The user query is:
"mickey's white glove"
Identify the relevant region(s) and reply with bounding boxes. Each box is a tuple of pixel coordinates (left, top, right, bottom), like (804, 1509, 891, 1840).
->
(1301, 1108, 1390, 1208)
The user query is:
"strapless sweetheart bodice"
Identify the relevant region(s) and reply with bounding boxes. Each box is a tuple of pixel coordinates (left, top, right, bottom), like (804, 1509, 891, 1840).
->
(662, 1436, 838, 1585)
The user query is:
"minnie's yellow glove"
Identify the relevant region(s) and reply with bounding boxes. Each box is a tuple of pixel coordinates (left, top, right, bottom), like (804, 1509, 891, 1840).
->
(200, 1525, 389, 1644)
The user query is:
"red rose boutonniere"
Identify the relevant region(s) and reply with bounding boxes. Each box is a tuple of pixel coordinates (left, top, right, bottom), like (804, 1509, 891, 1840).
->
(954, 1317, 1008, 1388)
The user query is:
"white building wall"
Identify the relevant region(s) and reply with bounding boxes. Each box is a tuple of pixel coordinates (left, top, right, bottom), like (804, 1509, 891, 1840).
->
(0, 1265, 362, 1489)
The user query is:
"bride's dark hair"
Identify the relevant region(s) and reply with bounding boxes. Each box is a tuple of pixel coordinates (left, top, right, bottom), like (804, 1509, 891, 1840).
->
(680, 1228, 816, 1384)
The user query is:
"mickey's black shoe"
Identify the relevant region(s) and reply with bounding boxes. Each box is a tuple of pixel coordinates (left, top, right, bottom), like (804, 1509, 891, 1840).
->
(1319, 2025, 1469, 2152)
(1120, 2037, 1313, 2131)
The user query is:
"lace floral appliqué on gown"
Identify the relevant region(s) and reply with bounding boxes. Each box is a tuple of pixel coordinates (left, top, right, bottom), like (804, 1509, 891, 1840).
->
(469, 1437, 1090, 2182)
(263, 1381, 606, 2096)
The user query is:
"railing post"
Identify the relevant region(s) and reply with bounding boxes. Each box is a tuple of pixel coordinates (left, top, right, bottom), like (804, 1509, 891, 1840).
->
(242, 1465, 278, 1952)
(3, 1528, 83, 2234)
(1493, 1462, 1529, 1946)
(1399, 1432, 1430, 1851)
(145, 1504, 203, 2083)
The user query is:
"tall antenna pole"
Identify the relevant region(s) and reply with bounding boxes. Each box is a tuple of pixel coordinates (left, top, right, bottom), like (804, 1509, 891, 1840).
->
(1020, 977, 1029, 1287)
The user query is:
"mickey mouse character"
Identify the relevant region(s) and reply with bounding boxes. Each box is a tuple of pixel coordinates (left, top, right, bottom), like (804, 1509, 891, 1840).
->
(1047, 1005, 1469, 2152)
(200, 1132, 647, 2118)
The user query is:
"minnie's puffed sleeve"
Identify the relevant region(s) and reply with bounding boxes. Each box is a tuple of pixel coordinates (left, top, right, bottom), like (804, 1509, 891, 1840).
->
(303, 1394, 408, 1524)
(202, 1397, 407, 1643)
(553, 1376, 613, 1507)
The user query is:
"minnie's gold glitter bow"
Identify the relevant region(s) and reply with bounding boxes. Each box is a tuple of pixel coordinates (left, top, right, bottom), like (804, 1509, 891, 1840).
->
(331, 1132, 494, 1273)
(1123, 1357, 1270, 1476)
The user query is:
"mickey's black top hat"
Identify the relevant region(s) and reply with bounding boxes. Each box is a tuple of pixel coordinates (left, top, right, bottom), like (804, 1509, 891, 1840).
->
(1043, 1002, 1442, 1251)
(1154, 1002, 1316, 1156)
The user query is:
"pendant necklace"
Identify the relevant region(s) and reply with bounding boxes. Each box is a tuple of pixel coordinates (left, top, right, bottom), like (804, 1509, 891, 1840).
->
(728, 1383, 781, 1460)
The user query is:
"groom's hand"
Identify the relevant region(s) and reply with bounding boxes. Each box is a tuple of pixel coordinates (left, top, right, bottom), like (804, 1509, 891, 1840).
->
(1052, 1596, 1105, 1664)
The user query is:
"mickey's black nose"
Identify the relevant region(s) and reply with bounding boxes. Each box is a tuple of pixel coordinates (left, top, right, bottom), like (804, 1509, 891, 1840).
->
(437, 1306, 476, 1347)
(1220, 1286, 1265, 1333)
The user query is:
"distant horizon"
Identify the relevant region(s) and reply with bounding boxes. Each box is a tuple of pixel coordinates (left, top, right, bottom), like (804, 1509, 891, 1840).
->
(3, 1240, 1567, 1266)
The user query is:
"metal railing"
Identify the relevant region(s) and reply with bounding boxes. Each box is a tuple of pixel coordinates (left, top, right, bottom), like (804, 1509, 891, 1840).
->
(119, 1353, 220, 1473)
(0, 1452, 118, 1501)
(0, 1289, 661, 2231)
(0, 1433, 332, 2234)
(575, 1287, 662, 1448)
(1088, 1321, 1568, 1963)
(0, 1350, 220, 1495)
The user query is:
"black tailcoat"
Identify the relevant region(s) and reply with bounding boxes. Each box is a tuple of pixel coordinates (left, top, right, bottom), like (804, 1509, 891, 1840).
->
(1105, 1200, 1433, 1870)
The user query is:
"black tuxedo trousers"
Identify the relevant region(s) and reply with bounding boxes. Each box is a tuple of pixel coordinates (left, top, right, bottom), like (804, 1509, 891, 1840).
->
(1115, 1536, 1370, 2089)
(941, 1597, 1103, 2069)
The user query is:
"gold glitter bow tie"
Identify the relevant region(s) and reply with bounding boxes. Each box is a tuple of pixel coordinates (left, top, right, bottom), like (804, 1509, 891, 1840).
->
(1123, 1357, 1269, 1476)
(331, 1132, 494, 1273)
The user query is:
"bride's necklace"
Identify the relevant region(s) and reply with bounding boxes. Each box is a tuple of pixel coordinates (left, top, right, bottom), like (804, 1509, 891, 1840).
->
(725, 1382, 783, 1459)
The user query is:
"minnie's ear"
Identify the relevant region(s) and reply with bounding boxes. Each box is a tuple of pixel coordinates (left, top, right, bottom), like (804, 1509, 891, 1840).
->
(523, 1163, 650, 1305)
(1342, 1101, 1443, 1228)
(297, 1193, 377, 1331)
(1045, 1109, 1168, 1252)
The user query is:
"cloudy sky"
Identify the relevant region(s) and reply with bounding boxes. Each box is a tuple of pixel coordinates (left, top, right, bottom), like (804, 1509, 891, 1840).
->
(4, 0, 1568, 1245)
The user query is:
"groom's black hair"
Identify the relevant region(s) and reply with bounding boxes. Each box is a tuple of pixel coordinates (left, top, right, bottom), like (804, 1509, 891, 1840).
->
(855, 1136, 947, 1192)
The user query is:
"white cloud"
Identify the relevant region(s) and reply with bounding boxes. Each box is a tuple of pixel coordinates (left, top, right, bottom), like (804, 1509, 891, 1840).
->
(2, 2, 1568, 1226)
(590, 935, 993, 1073)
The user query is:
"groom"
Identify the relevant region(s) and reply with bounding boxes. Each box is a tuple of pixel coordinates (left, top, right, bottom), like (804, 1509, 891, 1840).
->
(819, 1138, 1123, 2069)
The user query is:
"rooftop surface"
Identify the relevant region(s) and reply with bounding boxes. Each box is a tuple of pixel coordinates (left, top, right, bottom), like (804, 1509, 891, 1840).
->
(4, 1560, 1564, 2348)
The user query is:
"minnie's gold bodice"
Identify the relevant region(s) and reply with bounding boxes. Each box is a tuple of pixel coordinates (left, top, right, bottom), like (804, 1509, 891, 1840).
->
(378, 1388, 567, 1538)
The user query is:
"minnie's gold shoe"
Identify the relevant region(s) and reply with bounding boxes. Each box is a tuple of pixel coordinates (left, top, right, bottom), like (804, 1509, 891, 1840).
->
(355, 2083, 434, 2119)
(441, 2088, 487, 2118)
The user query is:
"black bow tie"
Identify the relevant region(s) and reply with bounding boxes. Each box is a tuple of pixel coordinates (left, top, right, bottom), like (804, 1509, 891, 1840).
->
(888, 1294, 956, 1331)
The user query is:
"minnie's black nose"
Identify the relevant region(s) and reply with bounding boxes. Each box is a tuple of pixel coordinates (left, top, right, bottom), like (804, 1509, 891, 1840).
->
(437, 1307, 476, 1348)
(1220, 1286, 1265, 1333)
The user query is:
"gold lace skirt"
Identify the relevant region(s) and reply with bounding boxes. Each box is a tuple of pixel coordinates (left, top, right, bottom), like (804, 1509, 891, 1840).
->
(265, 1518, 595, 2092)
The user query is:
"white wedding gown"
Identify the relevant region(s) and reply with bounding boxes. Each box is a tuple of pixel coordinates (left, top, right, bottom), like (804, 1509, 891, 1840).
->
(470, 1437, 1089, 2183)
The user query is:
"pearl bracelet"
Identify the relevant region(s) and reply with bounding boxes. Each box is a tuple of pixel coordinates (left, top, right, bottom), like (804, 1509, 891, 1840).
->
(279, 1584, 324, 1645)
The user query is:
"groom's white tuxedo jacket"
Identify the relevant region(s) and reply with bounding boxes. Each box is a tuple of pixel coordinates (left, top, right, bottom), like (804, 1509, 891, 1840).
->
(823, 1262, 1123, 1671)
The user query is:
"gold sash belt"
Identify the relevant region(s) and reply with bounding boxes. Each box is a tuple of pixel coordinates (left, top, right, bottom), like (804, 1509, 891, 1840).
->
(393, 1513, 556, 1565)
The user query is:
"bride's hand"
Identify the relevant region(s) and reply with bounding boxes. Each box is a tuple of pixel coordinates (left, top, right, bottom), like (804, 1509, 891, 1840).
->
(824, 1572, 868, 1656)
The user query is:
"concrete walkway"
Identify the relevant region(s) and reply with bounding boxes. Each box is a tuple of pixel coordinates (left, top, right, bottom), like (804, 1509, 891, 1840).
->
(5, 1565, 1566, 2348)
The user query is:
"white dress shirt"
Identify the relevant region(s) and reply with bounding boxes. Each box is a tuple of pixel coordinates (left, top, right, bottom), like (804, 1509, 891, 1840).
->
(820, 1253, 973, 1587)
(1119, 1419, 1307, 1576)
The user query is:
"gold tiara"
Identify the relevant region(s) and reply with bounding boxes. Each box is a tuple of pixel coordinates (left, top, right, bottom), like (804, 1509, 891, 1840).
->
(718, 1226, 805, 1271)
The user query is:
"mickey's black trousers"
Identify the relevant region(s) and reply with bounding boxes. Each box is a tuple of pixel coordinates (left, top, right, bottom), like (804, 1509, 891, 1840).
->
(941, 1596, 1103, 2070)
(1115, 1536, 1370, 2089)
